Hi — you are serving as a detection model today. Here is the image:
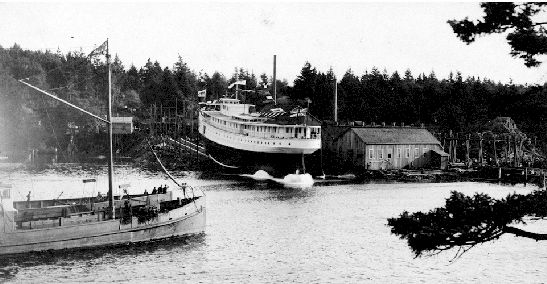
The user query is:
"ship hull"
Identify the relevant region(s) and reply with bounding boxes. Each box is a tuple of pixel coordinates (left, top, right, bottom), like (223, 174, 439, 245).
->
(0, 197, 205, 255)
(202, 136, 319, 176)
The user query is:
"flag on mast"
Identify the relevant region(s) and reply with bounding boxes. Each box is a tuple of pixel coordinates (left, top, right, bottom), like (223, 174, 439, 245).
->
(88, 40, 108, 58)
(228, 80, 246, 89)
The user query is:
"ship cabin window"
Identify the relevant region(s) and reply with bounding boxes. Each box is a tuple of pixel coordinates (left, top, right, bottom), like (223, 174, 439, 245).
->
(310, 127, 320, 138)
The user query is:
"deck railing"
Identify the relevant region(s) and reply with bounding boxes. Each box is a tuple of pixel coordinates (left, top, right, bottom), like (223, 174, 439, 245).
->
(202, 116, 320, 140)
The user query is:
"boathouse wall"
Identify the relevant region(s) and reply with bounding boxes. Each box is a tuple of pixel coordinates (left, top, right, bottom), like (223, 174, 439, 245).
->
(322, 125, 448, 172)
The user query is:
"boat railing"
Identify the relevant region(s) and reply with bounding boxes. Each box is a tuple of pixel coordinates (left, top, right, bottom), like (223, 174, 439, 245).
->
(13, 194, 198, 231)
(203, 118, 320, 140)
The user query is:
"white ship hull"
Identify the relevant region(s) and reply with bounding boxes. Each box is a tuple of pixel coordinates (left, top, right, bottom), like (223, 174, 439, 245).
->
(198, 98, 322, 175)
(199, 114, 320, 155)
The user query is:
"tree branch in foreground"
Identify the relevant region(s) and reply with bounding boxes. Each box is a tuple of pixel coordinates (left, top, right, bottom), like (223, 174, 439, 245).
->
(503, 226, 547, 241)
(447, 2, 547, 67)
(387, 190, 547, 258)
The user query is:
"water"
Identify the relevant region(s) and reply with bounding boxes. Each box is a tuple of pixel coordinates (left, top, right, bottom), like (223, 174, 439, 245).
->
(1, 164, 546, 283)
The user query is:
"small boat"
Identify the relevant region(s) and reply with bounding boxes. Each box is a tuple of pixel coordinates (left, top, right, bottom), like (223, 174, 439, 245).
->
(1, 39, 205, 256)
(0, 182, 205, 255)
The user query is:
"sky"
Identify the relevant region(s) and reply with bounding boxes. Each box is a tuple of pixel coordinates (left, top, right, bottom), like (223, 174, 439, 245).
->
(1, 2, 547, 85)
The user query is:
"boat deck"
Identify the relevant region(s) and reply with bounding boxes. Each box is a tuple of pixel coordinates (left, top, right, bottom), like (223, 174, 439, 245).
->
(11, 193, 200, 231)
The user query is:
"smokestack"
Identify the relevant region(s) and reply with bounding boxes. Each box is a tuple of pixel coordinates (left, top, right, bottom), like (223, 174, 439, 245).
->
(334, 75, 338, 122)
(273, 55, 277, 105)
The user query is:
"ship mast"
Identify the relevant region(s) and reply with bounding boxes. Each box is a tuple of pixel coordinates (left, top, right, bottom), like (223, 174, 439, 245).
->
(273, 55, 277, 105)
(106, 39, 115, 219)
(18, 38, 116, 219)
(334, 75, 338, 123)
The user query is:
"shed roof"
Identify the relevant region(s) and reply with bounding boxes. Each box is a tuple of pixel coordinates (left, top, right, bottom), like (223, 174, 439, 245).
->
(348, 127, 441, 145)
(431, 148, 450, 156)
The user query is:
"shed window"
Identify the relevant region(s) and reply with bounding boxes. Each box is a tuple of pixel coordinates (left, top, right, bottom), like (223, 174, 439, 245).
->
(379, 149, 384, 159)
(387, 148, 393, 159)
(405, 147, 410, 158)
(397, 148, 401, 158)
(369, 149, 374, 160)
(423, 147, 428, 156)
(414, 147, 419, 158)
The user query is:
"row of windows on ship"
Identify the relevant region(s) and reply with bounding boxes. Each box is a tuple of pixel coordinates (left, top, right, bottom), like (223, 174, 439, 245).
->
(212, 130, 295, 146)
(208, 116, 321, 136)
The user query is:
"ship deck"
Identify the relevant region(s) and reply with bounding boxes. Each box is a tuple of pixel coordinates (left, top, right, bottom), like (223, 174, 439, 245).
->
(202, 110, 321, 127)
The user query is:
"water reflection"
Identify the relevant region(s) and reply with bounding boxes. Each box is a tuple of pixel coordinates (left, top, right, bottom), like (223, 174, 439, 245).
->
(0, 233, 206, 281)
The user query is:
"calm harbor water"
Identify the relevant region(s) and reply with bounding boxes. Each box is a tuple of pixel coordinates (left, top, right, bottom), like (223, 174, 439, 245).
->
(0, 164, 546, 283)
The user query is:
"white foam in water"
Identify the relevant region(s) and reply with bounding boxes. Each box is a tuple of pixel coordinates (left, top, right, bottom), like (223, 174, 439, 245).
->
(279, 173, 315, 188)
(245, 170, 273, 181)
(242, 170, 314, 188)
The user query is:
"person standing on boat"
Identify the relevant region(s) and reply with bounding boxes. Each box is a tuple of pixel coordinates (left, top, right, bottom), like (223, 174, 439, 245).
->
(26, 191, 31, 208)
(123, 188, 129, 198)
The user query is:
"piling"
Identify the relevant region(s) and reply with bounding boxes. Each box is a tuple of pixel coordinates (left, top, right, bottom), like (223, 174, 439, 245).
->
(478, 133, 483, 165)
(524, 167, 527, 187)
(498, 167, 502, 180)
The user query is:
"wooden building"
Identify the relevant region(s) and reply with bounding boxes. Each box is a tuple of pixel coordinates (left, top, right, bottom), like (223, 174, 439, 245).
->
(323, 126, 448, 171)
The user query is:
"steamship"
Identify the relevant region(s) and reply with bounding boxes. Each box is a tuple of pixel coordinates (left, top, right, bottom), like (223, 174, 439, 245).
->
(198, 97, 322, 176)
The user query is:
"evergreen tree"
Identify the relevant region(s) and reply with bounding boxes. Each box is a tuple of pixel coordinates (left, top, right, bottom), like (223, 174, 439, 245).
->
(293, 62, 317, 101)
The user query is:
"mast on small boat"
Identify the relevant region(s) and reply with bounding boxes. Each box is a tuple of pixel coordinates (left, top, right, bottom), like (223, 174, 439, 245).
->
(105, 39, 115, 219)
(19, 38, 116, 219)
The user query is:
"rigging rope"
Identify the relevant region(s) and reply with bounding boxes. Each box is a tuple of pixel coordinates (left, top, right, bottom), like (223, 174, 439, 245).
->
(147, 140, 206, 200)
(208, 154, 239, 169)
(40, 94, 63, 161)
(147, 140, 183, 188)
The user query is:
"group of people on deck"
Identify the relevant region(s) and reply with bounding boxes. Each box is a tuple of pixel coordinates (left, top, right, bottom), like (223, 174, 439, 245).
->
(143, 185, 169, 195)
